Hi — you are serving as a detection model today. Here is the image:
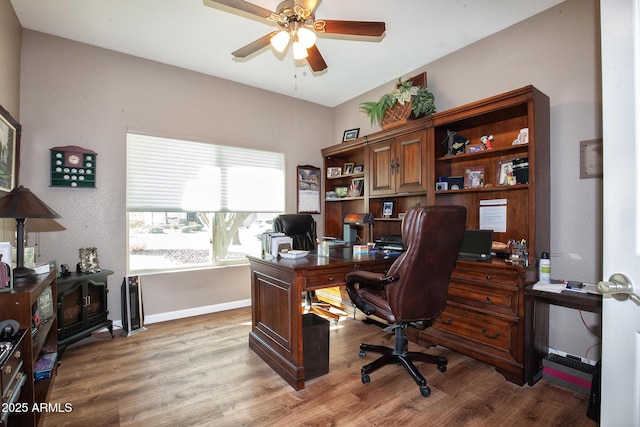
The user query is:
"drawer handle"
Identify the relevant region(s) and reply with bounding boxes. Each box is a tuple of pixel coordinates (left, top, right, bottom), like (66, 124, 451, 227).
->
(481, 327, 500, 339)
(486, 296, 492, 302)
(14, 350, 20, 359)
(3, 365, 11, 375)
(437, 317, 453, 325)
(486, 275, 491, 280)
(328, 277, 334, 282)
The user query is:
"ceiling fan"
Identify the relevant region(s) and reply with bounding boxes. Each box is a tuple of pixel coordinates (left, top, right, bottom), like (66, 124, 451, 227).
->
(203, 0, 386, 72)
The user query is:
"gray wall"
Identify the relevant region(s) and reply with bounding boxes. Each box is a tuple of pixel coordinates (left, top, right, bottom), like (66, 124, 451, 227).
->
(333, 0, 602, 361)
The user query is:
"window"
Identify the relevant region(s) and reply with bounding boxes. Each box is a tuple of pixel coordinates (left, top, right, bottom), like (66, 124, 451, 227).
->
(127, 133, 284, 273)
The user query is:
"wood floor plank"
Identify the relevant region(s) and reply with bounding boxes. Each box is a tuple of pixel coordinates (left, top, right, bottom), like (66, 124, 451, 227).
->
(43, 307, 597, 426)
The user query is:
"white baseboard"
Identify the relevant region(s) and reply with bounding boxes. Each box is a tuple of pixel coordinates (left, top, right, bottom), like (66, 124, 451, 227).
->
(112, 299, 252, 329)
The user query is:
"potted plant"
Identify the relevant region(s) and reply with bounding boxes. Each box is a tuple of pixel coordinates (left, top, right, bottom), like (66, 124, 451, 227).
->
(359, 76, 436, 128)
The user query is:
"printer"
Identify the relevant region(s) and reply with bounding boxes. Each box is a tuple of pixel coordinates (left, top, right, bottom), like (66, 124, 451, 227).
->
(374, 235, 404, 251)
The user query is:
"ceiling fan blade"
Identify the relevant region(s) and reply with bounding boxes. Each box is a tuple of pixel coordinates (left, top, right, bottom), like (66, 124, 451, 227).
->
(232, 32, 278, 58)
(306, 44, 327, 72)
(203, 0, 273, 19)
(320, 20, 386, 37)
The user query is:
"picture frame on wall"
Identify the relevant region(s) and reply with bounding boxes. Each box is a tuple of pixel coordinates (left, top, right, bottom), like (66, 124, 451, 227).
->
(297, 165, 321, 213)
(0, 105, 21, 193)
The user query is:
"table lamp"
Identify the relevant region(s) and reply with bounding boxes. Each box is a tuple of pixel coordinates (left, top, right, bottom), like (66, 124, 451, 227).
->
(0, 186, 60, 282)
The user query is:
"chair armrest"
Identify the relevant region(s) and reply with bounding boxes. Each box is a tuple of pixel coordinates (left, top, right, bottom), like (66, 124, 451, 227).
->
(345, 271, 399, 315)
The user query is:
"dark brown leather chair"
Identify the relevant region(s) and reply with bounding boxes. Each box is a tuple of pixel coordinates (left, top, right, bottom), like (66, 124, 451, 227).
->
(272, 214, 316, 251)
(345, 205, 467, 397)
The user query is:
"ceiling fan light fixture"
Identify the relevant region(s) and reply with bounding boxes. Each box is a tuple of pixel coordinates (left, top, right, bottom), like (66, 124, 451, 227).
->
(270, 30, 290, 52)
(297, 27, 316, 48)
(292, 40, 308, 59)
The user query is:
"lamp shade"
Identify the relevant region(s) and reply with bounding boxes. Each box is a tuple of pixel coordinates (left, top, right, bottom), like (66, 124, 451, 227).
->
(0, 186, 60, 282)
(270, 30, 290, 53)
(0, 186, 60, 219)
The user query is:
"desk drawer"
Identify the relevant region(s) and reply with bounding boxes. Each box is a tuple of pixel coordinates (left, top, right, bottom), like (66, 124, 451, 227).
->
(304, 267, 352, 289)
(452, 265, 521, 288)
(448, 281, 519, 317)
(433, 304, 519, 362)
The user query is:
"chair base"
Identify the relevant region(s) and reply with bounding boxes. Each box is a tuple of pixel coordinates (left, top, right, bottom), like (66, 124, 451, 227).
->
(358, 326, 447, 397)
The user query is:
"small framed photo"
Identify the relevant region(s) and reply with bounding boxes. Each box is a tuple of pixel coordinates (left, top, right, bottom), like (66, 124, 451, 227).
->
(343, 162, 355, 175)
(348, 178, 364, 197)
(327, 167, 342, 178)
(497, 159, 516, 186)
(353, 165, 364, 173)
(0, 242, 13, 292)
(466, 144, 484, 153)
(465, 166, 485, 188)
(382, 201, 393, 217)
(0, 105, 21, 193)
(342, 128, 360, 142)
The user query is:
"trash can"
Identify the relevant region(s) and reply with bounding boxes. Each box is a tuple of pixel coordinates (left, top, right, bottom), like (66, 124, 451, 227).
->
(302, 313, 329, 380)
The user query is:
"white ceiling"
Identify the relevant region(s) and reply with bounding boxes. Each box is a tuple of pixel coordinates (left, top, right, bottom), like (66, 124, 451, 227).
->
(10, 0, 564, 107)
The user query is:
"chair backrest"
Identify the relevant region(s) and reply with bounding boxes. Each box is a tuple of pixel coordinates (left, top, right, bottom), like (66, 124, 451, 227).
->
(272, 214, 317, 251)
(385, 205, 467, 323)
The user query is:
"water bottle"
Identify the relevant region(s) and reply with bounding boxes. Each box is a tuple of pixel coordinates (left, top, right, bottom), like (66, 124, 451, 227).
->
(539, 252, 550, 283)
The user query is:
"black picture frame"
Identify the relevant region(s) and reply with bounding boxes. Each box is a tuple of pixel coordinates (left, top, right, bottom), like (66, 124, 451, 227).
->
(297, 165, 321, 213)
(0, 104, 21, 193)
(342, 128, 360, 142)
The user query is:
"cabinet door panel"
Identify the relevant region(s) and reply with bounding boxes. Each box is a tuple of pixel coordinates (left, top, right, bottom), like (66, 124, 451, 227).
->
(368, 140, 394, 196)
(396, 132, 427, 193)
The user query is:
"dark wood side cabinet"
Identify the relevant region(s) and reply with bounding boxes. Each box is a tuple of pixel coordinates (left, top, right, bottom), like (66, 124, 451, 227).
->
(57, 270, 114, 354)
(321, 86, 550, 385)
(0, 269, 58, 427)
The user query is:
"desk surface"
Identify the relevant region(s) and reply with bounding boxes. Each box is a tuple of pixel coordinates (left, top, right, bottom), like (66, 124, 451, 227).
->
(524, 285, 602, 311)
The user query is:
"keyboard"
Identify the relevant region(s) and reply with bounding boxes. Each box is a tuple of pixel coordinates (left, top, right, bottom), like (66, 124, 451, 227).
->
(547, 354, 596, 374)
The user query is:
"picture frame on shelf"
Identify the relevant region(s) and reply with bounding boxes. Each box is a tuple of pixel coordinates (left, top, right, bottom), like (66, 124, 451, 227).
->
(0, 242, 12, 292)
(0, 104, 21, 193)
(327, 166, 342, 178)
(497, 158, 516, 186)
(465, 166, 485, 188)
(353, 165, 364, 173)
(382, 201, 393, 217)
(342, 128, 360, 142)
(348, 178, 364, 197)
(466, 144, 484, 153)
(343, 162, 355, 175)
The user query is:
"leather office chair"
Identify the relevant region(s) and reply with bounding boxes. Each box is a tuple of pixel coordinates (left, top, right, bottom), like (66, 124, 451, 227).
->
(345, 205, 467, 397)
(273, 214, 344, 321)
(272, 214, 317, 251)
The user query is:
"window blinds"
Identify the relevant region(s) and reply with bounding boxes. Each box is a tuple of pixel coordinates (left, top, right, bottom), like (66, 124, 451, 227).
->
(126, 133, 285, 213)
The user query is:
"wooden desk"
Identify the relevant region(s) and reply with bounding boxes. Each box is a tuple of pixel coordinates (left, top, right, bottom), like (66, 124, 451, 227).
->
(247, 249, 395, 390)
(524, 286, 602, 385)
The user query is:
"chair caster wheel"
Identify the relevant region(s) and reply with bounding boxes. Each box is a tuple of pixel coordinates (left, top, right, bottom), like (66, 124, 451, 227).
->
(359, 349, 366, 358)
(437, 364, 447, 373)
(361, 373, 371, 384)
(420, 385, 431, 397)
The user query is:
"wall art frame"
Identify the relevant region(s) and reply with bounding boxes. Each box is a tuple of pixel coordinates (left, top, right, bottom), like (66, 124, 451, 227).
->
(0, 104, 21, 193)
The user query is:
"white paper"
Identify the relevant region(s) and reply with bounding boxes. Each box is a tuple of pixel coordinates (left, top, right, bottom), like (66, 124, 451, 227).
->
(479, 204, 507, 232)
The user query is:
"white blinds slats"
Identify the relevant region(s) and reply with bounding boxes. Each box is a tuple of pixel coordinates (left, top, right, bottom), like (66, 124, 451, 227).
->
(127, 133, 284, 212)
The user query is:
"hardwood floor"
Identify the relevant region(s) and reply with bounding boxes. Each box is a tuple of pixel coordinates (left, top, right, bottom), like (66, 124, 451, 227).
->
(44, 307, 596, 426)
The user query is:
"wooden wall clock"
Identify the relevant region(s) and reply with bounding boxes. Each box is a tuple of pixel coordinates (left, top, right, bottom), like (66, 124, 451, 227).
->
(50, 145, 97, 188)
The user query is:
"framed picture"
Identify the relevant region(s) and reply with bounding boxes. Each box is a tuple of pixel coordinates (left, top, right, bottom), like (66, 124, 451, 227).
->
(0, 242, 12, 292)
(0, 105, 21, 193)
(353, 165, 364, 173)
(297, 165, 321, 213)
(382, 201, 393, 217)
(465, 166, 485, 188)
(342, 128, 360, 142)
(327, 166, 342, 178)
(343, 162, 355, 175)
(348, 178, 364, 197)
(497, 159, 516, 186)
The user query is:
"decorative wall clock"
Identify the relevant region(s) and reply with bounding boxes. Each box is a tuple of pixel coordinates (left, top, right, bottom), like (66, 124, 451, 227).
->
(50, 145, 97, 188)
